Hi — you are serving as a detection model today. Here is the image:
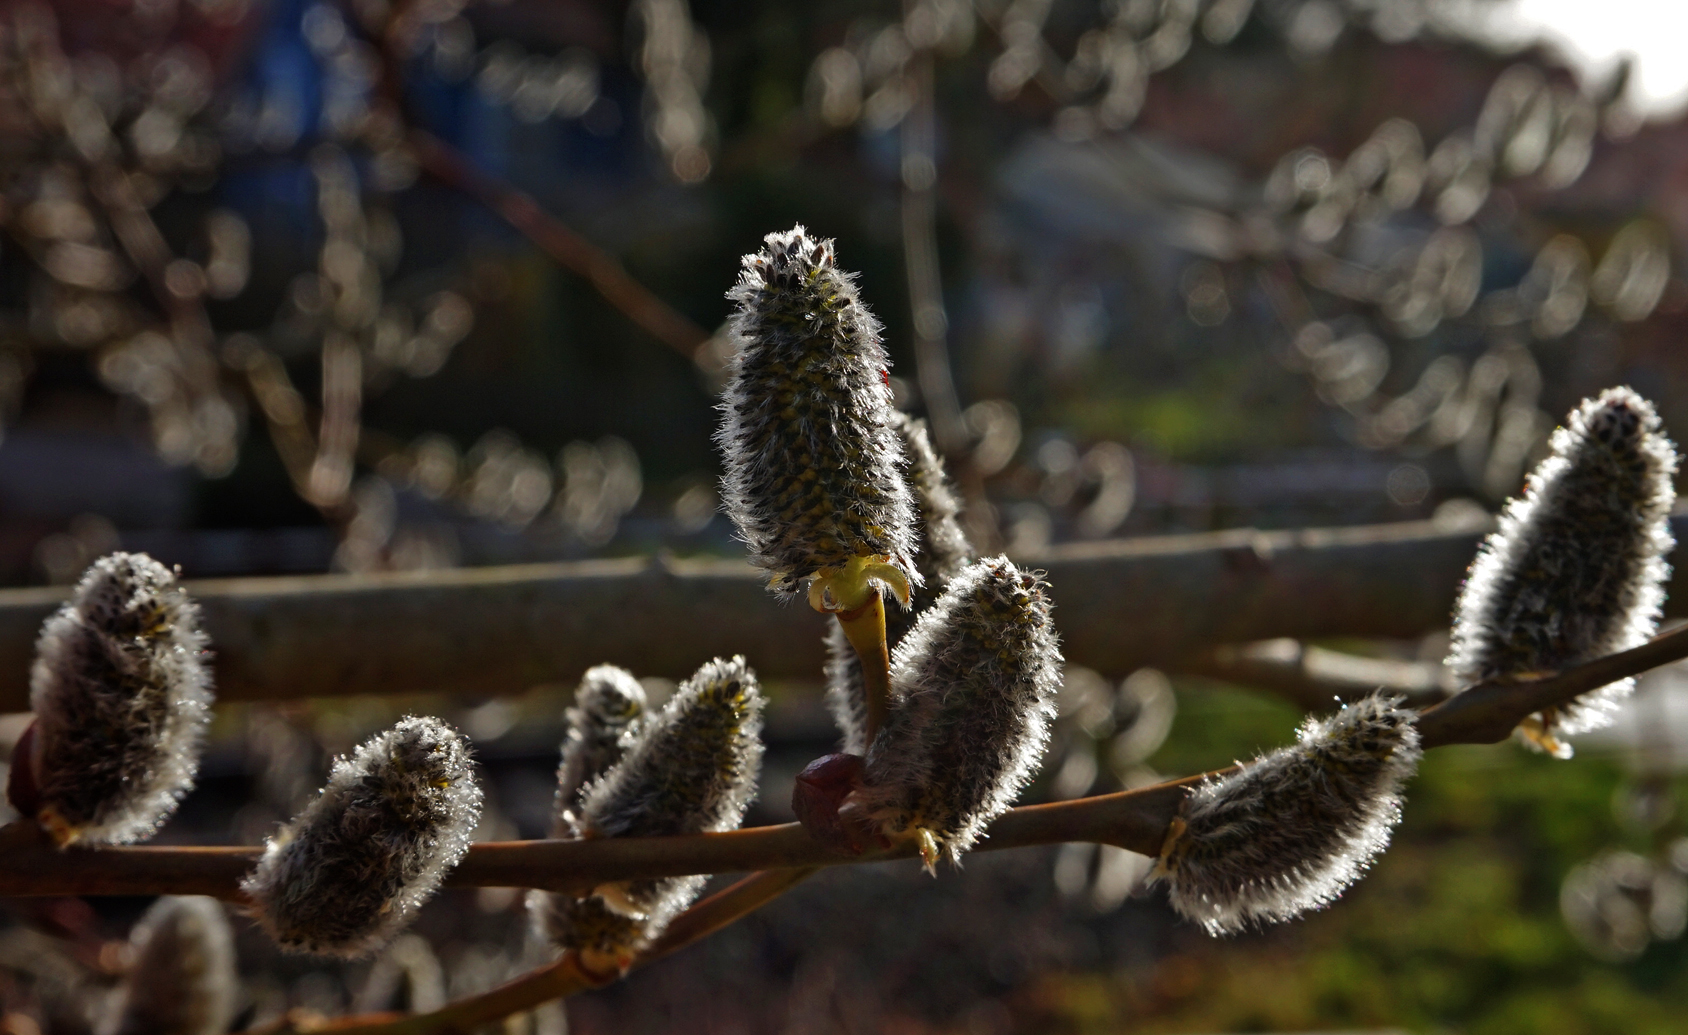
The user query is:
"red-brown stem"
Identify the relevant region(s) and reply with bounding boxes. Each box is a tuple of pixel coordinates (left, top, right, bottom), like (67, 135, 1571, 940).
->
(252, 869, 819, 1034)
(408, 131, 711, 361)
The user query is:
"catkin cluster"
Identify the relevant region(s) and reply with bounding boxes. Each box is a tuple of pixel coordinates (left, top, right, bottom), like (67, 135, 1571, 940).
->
(25, 552, 213, 846)
(716, 224, 919, 600)
(242, 716, 483, 958)
(1447, 386, 1676, 755)
(530, 665, 650, 973)
(854, 557, 1063, 869)
(1156, 694, 1422, 934)
(534, 657, 765, 973)
(825, 412, 974, 754)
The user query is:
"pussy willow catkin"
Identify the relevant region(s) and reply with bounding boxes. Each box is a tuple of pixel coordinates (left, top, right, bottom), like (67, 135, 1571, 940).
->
(854, 558, 1062, 870)
(716, 224, 919, 602)
(1156, 694, 1421, 934)
(1447, 386, 1676, 756)
(242, 716, 483, 958)
(26, 552, 212, 846)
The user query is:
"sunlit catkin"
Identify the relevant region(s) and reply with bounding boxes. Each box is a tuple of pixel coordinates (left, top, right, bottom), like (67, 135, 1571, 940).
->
(855, 558, 1062, 870)
(826, 412, 973, 753)
(99, 896, 236, 1035)
(242, 716, 482, 958)
(1156, 694, 1421, 935)
(716, 225, 919, 606)
(1447, 386, 1676, 756)
(529, 665, 649, 972)
(553, 664, 646, 823)
(577, 656, 764, 941)
(24, 552, 212, 846)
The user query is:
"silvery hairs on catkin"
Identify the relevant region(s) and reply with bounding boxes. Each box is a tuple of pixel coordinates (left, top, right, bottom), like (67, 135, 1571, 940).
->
(579, 656, 764, 931)
(29, 552, 212, 846)
(826, 412, 974, 754)
(1446, 386, 1676, 754)
(1156, 694, 1421, 935)
(715, 224, 920, 598)
(99, 896, 236, 1035)
(529, 665, 649, 965)
(241, 716, 482, 958)
(552, 664, 646, 828)
(855, 557, 1062, 869)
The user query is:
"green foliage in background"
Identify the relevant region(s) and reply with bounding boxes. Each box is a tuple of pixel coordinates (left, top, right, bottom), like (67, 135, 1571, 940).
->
(1024, 681, 1688, 1034)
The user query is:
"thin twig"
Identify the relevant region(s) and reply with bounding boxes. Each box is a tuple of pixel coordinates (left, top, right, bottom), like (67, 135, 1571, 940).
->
(250, 869, 819, 1035)
(408, 130, 711, 361)
(9, 621, 1688, 902)
(1415, 622, 1688, 749)
(899, 44, 966, 457)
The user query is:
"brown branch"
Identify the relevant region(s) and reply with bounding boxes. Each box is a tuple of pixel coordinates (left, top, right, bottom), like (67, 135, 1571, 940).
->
(252, 869, 819, 1035)
(11, 622, 1688, 900)
(408, 130, 711, 361)
(1180, 638, 1454, 710)
(1415, 622, 1688, 749)
(0, 516, 1569, 709)
(899, 44, 967, 457)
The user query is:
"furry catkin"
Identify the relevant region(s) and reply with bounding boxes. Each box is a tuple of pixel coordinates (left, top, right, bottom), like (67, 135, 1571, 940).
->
(27, 552, 212, 846)
(242, 716, 482, 958)
(1446, 386, 1676, 756)
(99, 898, 238, 1033)
(99, 896, 237, 1035)
(1156, 694, 1422, 935)
(553, 664, 646, 824)
(716, 224, 919, 599)
(529, 665, 650, 970)
(577, 656, 764, 938)
(855, 558, 1062, 869)
(826, 413, 974, 754)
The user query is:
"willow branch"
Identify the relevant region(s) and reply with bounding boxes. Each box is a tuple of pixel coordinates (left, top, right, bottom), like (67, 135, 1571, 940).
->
(408, 130, 710, 361)
(252, 869, 819, 1035)
(899, 43, 966, 456)
(10, 624, 1687, 900)
(1179, 638, 1453, 710)
(0, 516, 1565, 709)
(1414, 622, 1688, 749)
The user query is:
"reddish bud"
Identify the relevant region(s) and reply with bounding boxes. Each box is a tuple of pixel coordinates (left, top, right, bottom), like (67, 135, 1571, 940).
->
(792, 752, 867, 853)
